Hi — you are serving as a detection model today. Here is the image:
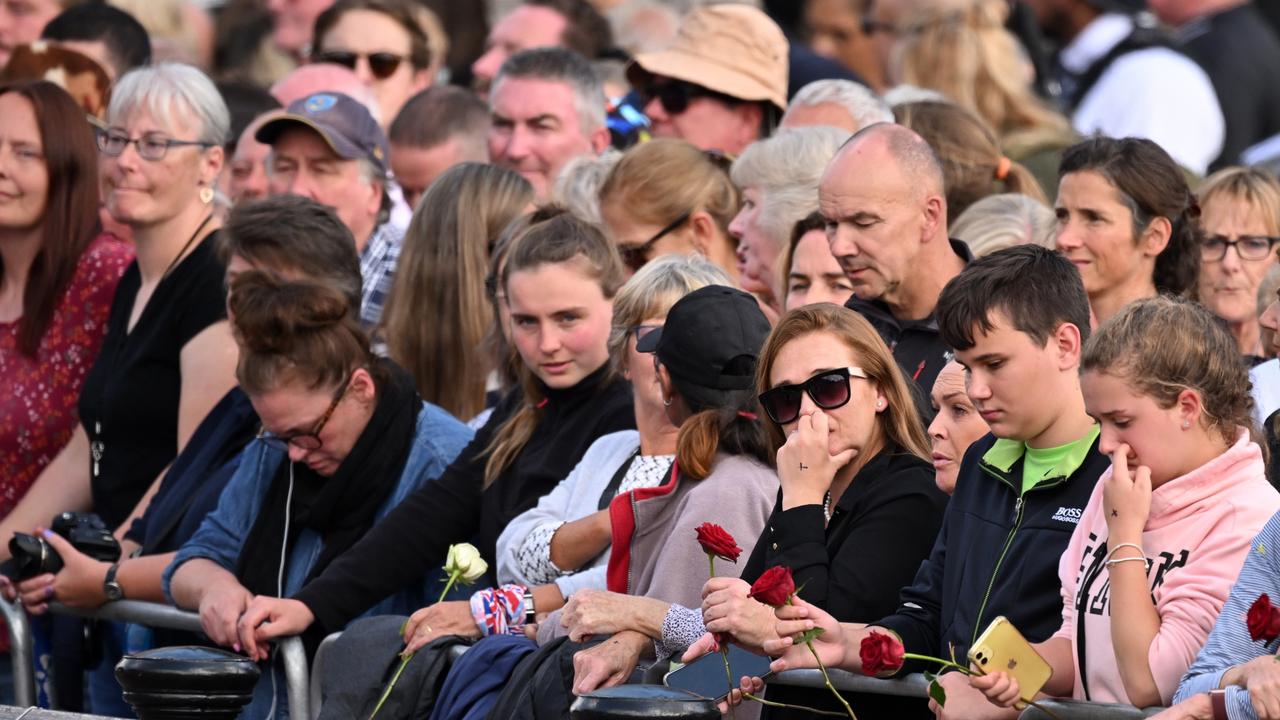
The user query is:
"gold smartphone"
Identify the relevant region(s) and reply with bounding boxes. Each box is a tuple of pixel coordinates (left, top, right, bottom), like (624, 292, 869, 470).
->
(967, 616, 1052, 704)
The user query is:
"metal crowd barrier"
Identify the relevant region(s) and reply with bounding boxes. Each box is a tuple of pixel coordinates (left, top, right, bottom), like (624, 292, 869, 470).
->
(0, 597, 310, 719)
(770, 668, 1163, 719)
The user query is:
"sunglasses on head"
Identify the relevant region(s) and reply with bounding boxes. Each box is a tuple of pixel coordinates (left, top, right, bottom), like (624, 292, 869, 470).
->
(314, 50, 407, 80)
(758, 366, 869, 425)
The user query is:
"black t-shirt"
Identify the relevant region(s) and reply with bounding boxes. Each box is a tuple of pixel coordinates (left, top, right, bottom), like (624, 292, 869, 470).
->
(78, 234, 227, 530)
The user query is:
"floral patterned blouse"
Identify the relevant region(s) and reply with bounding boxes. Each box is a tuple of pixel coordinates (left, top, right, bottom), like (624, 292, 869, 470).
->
(0, 234, 133, 518)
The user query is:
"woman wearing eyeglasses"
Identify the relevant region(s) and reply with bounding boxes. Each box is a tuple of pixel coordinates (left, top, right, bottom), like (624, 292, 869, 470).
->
(0, 63, 238, 561)
(310, 0, 434, 129)
(598, 139, 741, 281)
(1194, 167, 1280, 363)
(166, 269, 471, 718)
(697, 303, 947, 718)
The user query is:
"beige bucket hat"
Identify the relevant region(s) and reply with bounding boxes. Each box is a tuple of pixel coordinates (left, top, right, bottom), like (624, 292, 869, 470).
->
(627, 4, 789, 112)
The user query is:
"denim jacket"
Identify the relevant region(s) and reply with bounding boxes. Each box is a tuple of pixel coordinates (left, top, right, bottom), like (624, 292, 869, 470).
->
(163, 401, 473, 719)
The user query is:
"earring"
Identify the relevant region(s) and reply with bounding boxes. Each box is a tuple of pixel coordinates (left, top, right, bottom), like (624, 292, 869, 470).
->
(663, 396, 672, 407)
(199, 186, 214, 205)
(876, 400, 885, 410)
(1182, 420, 1191, 429)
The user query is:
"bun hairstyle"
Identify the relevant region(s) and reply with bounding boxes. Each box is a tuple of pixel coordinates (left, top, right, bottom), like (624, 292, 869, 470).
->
(1082, 295, 1257, 450)
(229, 270, 375, 395)
(483, 206, 624, 487)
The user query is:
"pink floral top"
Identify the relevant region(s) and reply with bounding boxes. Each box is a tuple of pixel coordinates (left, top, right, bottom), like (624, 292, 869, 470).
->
(0, 234, 132, 518)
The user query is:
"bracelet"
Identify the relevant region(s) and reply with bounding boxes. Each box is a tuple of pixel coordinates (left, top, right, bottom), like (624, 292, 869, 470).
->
(1105, 556, 1151, 570)
(1105, 542, 1145, 564)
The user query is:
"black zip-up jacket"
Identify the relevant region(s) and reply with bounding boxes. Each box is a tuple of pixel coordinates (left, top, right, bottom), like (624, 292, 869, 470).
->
(843, 239, 973, 418)
(876, 432, 1109, 671)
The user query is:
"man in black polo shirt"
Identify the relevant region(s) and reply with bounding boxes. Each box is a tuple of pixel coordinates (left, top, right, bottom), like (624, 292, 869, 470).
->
(824, 123, 970, 405)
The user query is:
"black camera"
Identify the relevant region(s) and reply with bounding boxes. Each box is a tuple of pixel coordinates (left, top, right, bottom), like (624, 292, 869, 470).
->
(8, 512, 121, 580)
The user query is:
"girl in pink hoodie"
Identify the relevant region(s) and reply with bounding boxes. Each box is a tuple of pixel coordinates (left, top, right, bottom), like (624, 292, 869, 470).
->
(973, 296, 1280, 710)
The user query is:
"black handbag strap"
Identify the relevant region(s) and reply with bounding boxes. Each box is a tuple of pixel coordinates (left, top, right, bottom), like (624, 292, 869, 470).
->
(597, 450, 642, 511)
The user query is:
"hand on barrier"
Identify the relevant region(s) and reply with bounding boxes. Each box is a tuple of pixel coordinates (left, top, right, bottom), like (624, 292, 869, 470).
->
(561, 589, 658, 643)
(237, 595, 314, 661)
(931, 671, 1018, 720)
(199, 582, 254, 654)
(1147, 693, 1214, 720)
(701, 576, 777, 650)
(402, 600, 478, 654)
(570, 629, 647, 695)
(969, 670, 1023, 709)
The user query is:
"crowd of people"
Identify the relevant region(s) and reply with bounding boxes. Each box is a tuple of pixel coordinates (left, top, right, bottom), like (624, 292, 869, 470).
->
(1, 0, 1280, 718)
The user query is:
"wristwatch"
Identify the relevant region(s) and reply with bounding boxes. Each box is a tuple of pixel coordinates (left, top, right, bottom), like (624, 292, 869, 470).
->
(1209, 689, 1228, 720)
(103, 561, 124, 602)
(523, 589, 536, 625)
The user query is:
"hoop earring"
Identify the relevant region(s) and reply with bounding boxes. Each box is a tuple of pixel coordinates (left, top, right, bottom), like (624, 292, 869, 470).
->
(663, 396, 672, 407)
(199, 186, 214, 205)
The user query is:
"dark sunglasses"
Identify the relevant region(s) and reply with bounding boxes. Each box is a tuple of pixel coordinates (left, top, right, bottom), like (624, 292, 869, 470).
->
(618, 212, 692, 271)
(645, 79, 743, 116)
(314, 50, 407, 80)
(629, 324, 661, 345)
(758, 366, 869, 425)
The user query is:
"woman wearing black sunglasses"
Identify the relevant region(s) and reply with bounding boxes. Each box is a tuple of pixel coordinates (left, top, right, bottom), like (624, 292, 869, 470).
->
(311, 0, 434, 129)
(699, 303, 947, 718)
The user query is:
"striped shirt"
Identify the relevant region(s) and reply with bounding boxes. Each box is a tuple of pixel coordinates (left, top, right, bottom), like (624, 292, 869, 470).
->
(1174, 510, 1280, 717)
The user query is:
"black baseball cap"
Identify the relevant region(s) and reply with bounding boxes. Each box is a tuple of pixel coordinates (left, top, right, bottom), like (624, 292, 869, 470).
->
(637, 285, 771, 407)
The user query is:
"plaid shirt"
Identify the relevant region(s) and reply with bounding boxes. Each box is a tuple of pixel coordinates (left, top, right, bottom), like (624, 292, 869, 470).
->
(359, 222, 403, 330)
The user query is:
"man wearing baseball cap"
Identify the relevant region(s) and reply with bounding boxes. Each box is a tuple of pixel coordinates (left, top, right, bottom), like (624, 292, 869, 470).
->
(627, 4, 789, 156)
(257, 91, 402, 329)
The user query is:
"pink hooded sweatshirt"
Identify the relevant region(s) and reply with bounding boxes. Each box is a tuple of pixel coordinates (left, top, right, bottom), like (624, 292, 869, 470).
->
(1052, 430, 1280, 705)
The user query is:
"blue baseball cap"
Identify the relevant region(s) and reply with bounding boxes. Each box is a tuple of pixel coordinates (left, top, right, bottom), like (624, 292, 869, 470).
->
(256, 92, 390, 178)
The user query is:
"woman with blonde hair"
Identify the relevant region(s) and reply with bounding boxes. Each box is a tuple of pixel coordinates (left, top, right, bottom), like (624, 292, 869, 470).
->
(892, 0, 1076, 194)
(598, 138, 739, 278)
(896, 100, 1048, 223)
(380, 162, 533, 421)
(1193, 166, 1280, 361)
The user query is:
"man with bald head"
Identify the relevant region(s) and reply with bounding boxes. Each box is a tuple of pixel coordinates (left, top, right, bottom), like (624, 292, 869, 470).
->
(826, 123, 970, 400)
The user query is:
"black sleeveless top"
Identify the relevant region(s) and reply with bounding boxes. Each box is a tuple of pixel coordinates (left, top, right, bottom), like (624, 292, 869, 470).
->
(77, 234, 226, 529)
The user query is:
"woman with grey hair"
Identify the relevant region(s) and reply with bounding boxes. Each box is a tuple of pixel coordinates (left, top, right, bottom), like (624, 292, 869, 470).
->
(0, 63, 238, 566)
(950, 193, 1056, 257)
(729, 126, 850, 311)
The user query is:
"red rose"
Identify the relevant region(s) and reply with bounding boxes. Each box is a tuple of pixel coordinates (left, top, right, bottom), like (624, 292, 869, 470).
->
(748, 566, 796, 608)
(859, 630, 905, 677)
(696, 523, 743, 563)
(1248, 594, 1280, 643)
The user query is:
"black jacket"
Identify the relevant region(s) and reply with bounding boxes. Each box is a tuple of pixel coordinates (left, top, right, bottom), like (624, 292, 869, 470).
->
(843, 239, 973, 417)
(742, 446, 948, 719)
(877, 432, 1109, 670)
(294, 365, 635, 633)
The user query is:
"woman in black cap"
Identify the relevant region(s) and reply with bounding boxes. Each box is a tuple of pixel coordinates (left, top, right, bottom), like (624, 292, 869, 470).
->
(555, 284, 780, 694)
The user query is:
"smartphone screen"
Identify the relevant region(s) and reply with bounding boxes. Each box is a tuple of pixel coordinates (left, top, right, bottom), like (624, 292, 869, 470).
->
(665, 644, 774, 701)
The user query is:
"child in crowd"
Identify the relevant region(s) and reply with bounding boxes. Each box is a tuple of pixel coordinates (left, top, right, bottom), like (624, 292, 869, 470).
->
(971, 296, 1279, 710)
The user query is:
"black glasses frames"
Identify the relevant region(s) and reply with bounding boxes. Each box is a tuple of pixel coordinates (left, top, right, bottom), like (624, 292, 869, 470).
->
(314, 50, 407, 79)
(257, 377, 351, 452)
(618, 212, 693, 271)
(1200, 234, 1279, 262)
(758, 366, 870, 425)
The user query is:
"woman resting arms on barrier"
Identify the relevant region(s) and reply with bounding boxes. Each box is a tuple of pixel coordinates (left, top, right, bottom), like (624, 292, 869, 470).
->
(164, 271, 472, 718)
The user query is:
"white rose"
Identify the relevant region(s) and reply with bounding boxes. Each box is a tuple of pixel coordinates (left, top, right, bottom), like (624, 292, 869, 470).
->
(444, 543, 488, 584)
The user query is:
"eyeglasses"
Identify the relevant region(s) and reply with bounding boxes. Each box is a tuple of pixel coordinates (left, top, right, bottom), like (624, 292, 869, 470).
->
(97, 129, 213, 161)
(1200, 234, 1279, 262)
(314, 50, 408, 80)
(257, 379, 349, 453)
(618, 212, 692, 271)
(758, 366, 869, 425)
(644, 80, 742, 116)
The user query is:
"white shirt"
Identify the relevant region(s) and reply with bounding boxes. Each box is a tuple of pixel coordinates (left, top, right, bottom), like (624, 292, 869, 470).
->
(1061, 13, 1225, 175)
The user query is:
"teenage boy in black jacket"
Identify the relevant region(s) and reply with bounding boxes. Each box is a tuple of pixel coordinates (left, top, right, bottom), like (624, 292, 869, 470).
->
(746, 246, 1108, 720)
